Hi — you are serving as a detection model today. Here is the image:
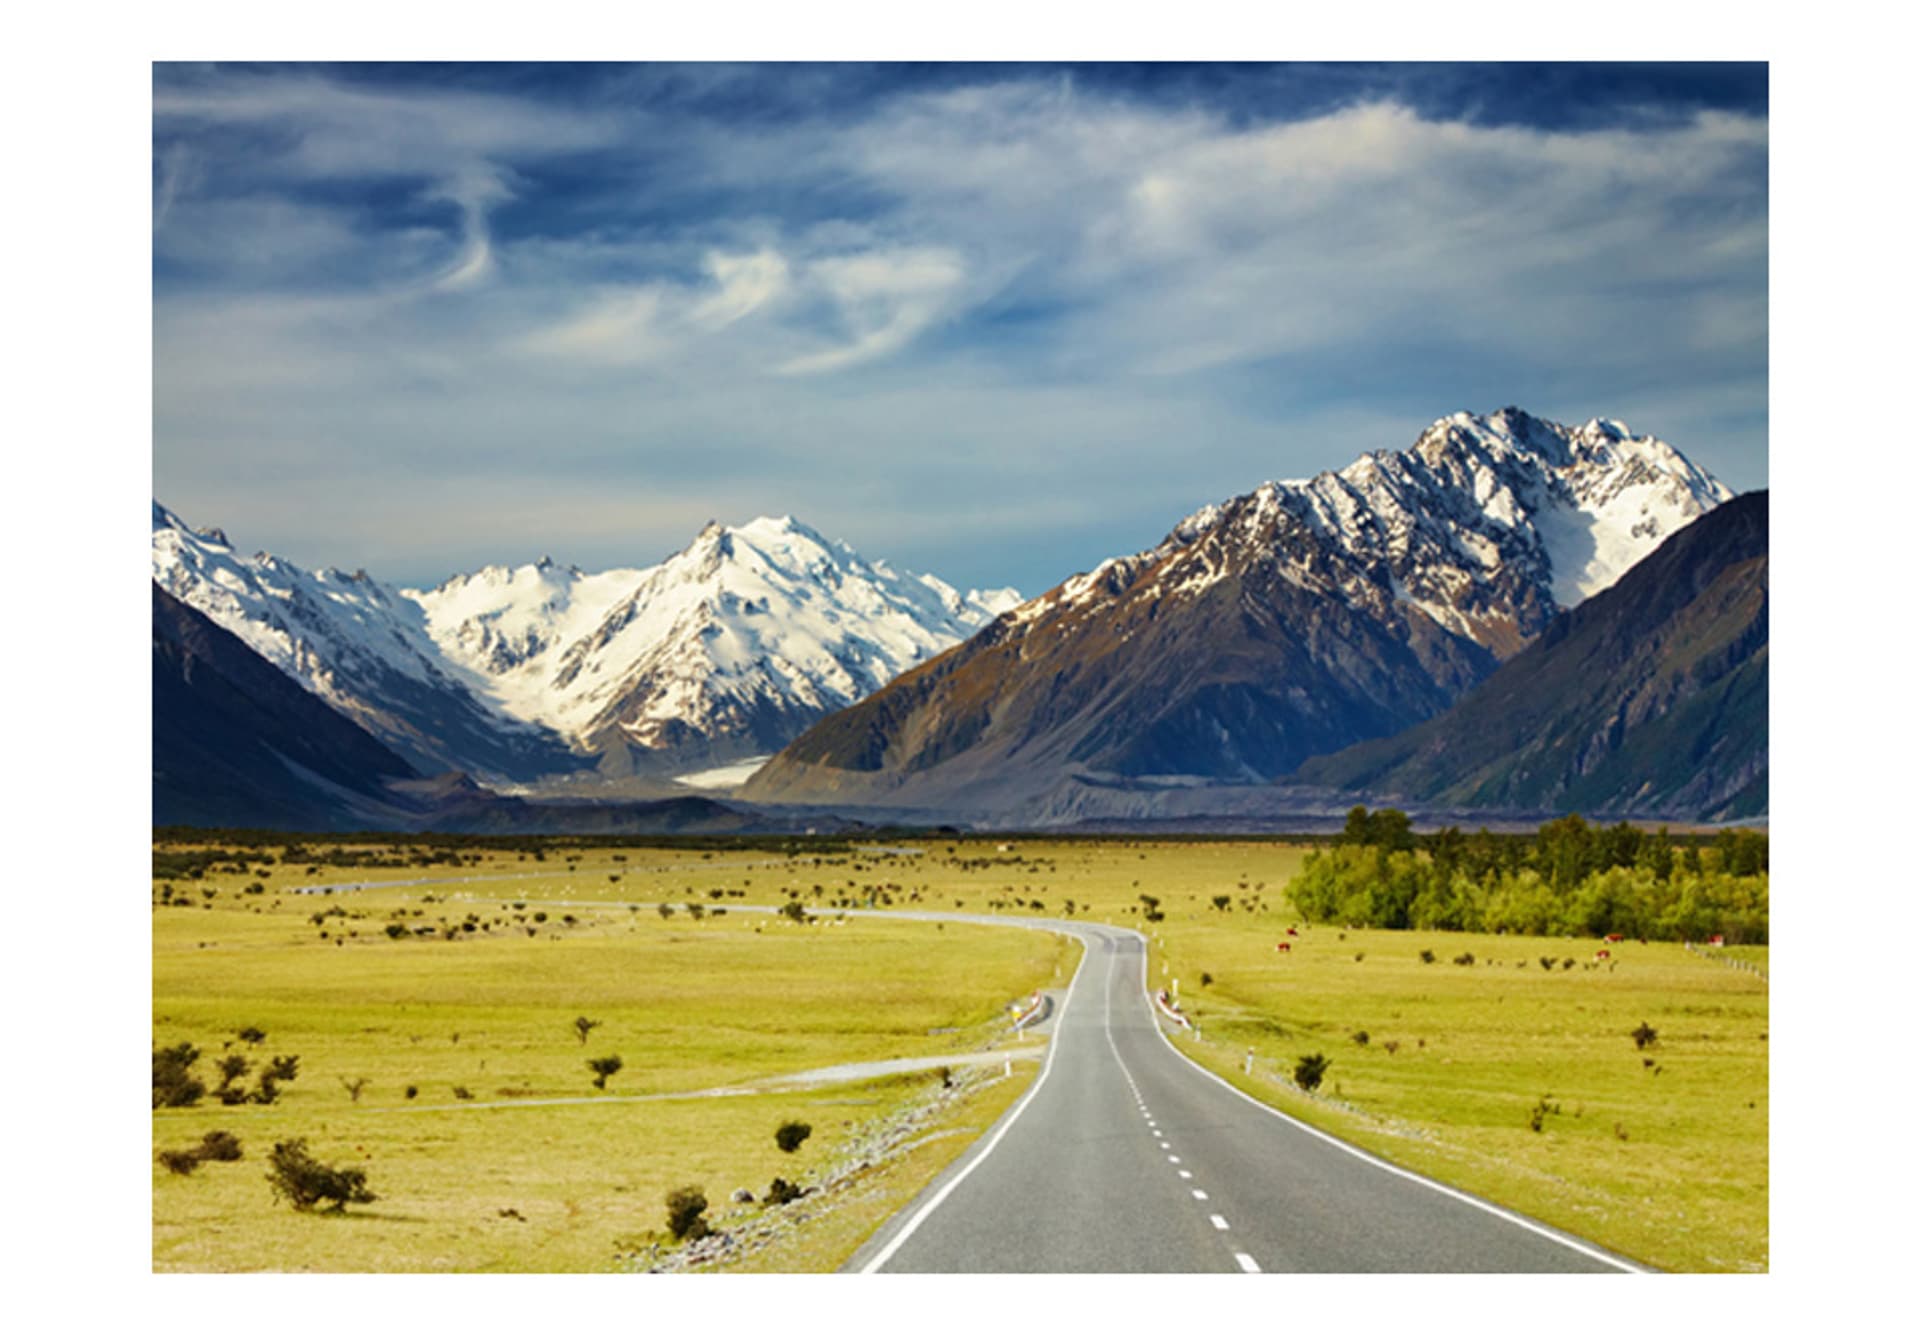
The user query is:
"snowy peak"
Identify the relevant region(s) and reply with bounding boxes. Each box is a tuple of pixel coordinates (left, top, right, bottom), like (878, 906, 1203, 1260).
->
(427, 514, 1019, 758)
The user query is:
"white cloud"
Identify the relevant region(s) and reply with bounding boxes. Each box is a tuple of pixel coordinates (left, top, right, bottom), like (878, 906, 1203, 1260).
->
(778, 247, 969, 375)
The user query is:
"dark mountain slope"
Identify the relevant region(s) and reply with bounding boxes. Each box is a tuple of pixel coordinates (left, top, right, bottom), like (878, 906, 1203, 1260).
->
(1294, 491, 1768, 820)
(153, 583, 422, 829)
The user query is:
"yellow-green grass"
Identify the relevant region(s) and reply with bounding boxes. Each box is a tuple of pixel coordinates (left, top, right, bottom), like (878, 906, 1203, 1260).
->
(156, 836, 1767, 1272)
(1152, 925, 1766, 1272)
(154, 856, 1071, 1271)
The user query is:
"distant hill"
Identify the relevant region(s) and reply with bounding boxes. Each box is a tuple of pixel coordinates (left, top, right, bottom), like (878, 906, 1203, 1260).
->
(1293, 491, 1767, 820)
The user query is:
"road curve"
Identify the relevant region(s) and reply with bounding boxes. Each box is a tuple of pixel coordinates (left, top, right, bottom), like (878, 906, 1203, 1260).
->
(848, 920, 1643, 1274)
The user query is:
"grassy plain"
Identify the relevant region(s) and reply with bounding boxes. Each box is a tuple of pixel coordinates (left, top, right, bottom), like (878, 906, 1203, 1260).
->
(151, 843, 1072, 1271)
(153, 835, 1766, 1272)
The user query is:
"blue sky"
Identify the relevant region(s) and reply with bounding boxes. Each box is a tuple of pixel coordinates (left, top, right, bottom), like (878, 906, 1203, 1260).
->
(152, 62, 1767, 594)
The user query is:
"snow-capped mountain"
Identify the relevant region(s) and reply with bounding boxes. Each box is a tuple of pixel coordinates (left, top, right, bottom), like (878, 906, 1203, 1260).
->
(406, 515, 1019, 768)
(152, 502, 580, 781)
(152, 503, 1018, 781)
(744, 408, 1737, 812)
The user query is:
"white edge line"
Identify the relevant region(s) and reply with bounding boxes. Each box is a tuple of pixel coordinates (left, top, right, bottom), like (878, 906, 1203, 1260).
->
(1130, 930, 1649, 1274)
(855, 927, 1093, 1273)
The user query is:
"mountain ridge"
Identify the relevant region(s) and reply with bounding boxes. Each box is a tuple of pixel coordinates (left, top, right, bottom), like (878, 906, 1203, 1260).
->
(742, 408, 1733, 812)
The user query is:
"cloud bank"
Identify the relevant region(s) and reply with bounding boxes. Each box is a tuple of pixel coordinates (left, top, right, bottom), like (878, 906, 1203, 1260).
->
(152, 63, 1767, 593)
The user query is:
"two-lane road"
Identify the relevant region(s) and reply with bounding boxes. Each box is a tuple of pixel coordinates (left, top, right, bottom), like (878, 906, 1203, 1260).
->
(851, 921, 1640, 1273)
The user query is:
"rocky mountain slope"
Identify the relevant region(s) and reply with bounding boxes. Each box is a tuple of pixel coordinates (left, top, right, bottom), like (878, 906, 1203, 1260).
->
(1294, 491, 1768, 820)
(741, 408, 1733, 812)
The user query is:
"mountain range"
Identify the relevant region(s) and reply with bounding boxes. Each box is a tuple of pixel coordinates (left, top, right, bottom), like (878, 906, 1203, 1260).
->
(742, 408, 1735, 814)
(153, 503, 1016, 783)
(154, 407, 1763, 830)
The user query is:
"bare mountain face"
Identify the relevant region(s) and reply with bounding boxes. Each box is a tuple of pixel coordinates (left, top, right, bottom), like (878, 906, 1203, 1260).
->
(153, 504, 1015, 784)
(1294, 491, 1768, 821)
(742, 408, 1733, 813)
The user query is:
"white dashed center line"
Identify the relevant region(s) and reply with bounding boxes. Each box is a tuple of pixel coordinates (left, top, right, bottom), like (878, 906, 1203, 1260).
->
(1210, 1215, 1230, 1231)
(1192, 1189, 1209, 1200)
(1177, 1170, 1192, 1180)
(1167, 1155, 1181, 1164)
(1234, 1252, 1261, 1273)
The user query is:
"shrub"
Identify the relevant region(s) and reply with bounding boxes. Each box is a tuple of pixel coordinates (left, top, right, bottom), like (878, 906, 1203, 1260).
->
(1631, 1022, 1659, 1050)
(1419, 949, 1436, 964)
(385, 923, 409, 939)
(152, 1042, 205, 1108)
(237, 1027, 267, 1045)
(404, 1085, 418, 1100)
(774, 1121, 813, 1153)
(573, 1016, 603, 1046)
(665, 1186, 710, 1241)
(779, 900, 809, 924)
(157, 1149, 203, 1175)
(452, 1085, 473, 1100)
(198, 1130, 243, 1162)
(1293, 1053, 1331, 1092)
(1452, 952, 1475, 966)
(765, 1177, 805, 1205)
(265, 1139, 376, 1212)
(1199, 972, 1213, 988)
(1351, 1030, 1369, 1046)
(587, 1055, 624, 1090)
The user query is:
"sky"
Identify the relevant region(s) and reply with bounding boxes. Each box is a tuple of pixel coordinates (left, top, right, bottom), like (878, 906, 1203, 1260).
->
(152, 61, 1768, 595)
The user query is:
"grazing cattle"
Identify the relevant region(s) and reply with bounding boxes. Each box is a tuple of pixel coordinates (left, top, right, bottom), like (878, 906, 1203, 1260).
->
(1707, 934, 1725, 947)
(1604, 933, 1624, 944)
(1286, 926, 1299, 937)
(1275, 942, 1292, 953)
(1595, 948, 1612, 961)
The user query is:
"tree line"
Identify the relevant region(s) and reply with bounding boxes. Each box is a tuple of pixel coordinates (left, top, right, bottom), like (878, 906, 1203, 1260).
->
(1285, 808, 1768, 942)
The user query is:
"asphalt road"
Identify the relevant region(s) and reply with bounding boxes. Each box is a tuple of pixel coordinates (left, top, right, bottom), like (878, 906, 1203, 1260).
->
(849, 920, 1641, 1274)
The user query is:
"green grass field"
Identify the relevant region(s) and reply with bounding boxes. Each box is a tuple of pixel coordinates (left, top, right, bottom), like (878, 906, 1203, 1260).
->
(152, 848, 1072, 1271)
(153, 835, 1765, 1272)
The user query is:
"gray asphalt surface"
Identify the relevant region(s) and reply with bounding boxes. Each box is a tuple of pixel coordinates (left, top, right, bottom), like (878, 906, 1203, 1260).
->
(849, 921, 1643, 1274)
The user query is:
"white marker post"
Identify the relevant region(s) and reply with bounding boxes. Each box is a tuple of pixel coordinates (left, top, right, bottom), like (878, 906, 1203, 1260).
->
(1245, 1047, 1254, 1075)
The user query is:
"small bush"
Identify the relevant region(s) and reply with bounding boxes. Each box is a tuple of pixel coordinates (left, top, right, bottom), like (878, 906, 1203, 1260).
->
(588, 1054, 624, 1090)
(452, 1085, 473, 1100)
(265, 1139, 376, 1212)
(1351, 1031, 1369, 1046)
(573, 1016, 602, 1045)
(198, 1131, 243, 1162)
(1631, 1022, 1659, 1050)
(1199, 972, 1213, 988)
(1419, 949, 1436, 964)
(665, 1186, 710, 1241)
(152, 1042, 205, 1109)
(404, 1084, 418, 1100)
(236, 1026, 267, 1046)
(765, 1177, 805, 1205)
(774, 1121, 813, 1153)
(157, 1149, 203, 1175)
(1293, 1053, 1331, 1092)
(1452, 952, 1475, 966)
